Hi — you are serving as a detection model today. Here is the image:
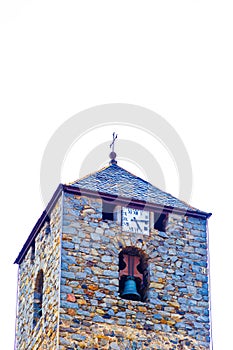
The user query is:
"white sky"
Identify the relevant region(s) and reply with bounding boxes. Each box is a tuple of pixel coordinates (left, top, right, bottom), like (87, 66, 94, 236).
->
(1, 1, 232, 349)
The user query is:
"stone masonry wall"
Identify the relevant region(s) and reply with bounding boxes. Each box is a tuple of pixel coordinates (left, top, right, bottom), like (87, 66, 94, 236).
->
(59, 192, 210, 349)
(15, 197, 62, 350)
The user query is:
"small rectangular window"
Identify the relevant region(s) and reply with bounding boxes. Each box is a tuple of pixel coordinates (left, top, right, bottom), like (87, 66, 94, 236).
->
(154, 212, 167, 232)
(31, 240, 35, 263)
(102, 202, 116, 221)
(45, 220, 51, 235)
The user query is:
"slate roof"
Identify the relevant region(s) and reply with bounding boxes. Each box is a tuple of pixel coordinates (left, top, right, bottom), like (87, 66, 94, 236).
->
(15, 163, 211, 264)
(68, 163, 205, 215)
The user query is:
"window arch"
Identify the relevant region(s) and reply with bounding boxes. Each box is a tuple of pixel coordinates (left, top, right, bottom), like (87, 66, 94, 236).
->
(33, 270, 44, 327)
(119, 247, 149, 302)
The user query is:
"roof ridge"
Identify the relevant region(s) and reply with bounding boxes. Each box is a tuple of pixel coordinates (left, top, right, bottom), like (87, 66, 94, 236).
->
(67, 164, 112, 185)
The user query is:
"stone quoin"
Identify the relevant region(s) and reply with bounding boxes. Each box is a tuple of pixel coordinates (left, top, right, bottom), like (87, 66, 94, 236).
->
(14, 161, 212, 349)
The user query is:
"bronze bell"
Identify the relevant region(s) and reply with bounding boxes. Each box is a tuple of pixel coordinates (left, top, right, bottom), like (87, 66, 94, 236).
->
(121, 276, 141, 301)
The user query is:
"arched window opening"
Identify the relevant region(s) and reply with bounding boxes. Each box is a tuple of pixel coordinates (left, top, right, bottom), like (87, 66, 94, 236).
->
(33, 270, 44, 328)
(119, 247, 149, 302)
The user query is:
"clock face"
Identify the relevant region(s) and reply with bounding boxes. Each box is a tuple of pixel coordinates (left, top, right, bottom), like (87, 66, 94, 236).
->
(122, 207, 150, 234)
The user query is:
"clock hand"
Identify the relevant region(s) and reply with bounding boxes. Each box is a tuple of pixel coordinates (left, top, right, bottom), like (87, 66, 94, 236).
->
(132, 217, 142, 232)
(131, 219, 149, 223)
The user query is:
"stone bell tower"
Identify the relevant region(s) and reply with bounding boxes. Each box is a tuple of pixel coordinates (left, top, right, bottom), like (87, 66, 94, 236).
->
(15, 150, 212, 349)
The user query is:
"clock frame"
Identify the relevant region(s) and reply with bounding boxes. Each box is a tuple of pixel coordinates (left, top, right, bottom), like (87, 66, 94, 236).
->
(122, 207, 150, 234)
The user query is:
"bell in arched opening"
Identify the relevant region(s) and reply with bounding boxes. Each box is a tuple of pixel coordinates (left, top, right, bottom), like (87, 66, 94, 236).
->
(119, 251, 144, 301)
(121, 276, 141, 301)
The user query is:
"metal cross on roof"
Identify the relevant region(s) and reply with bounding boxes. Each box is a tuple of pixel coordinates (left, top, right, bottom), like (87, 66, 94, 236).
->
(109, 132, 118, 164)
(110, 132, 118, 152)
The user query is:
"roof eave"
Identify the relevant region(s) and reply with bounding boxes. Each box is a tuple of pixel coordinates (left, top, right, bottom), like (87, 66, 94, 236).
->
(14, 184, 64, 265)
(63, 185, 212, 219)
